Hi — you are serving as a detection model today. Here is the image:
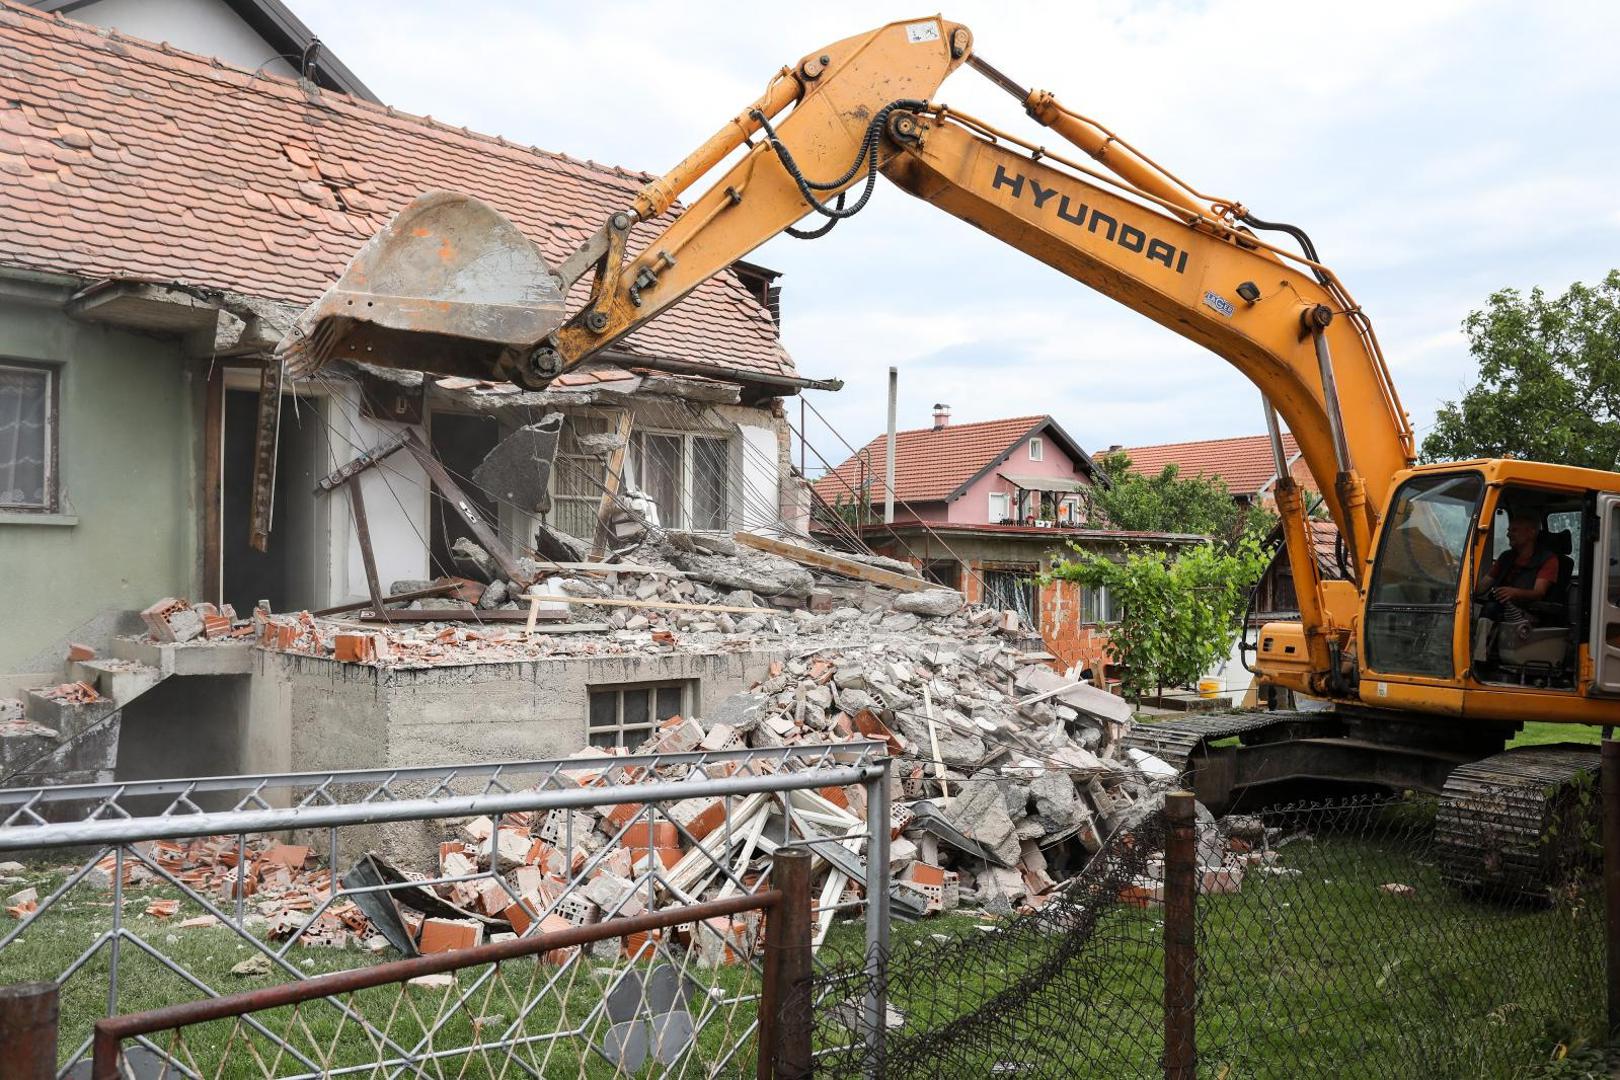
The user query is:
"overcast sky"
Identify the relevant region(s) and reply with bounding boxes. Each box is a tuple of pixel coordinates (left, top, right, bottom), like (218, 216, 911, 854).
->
(298, 1, 1620, 468)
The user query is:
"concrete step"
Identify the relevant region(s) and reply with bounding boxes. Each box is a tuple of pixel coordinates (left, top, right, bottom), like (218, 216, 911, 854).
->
(111, 636, 256, 676)
(23, 685, 117, 740)
(69, 658, 164, 705)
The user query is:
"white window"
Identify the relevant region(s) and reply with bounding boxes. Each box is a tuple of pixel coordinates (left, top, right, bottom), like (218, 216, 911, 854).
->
(1028, 437, 1044, 462)
(988, 491, 1010, 523)
(1081, 585, 1118, 624)
(0, 363, 54, 511)
(588, 681, 690, 749)
(630, 431, 732, 531)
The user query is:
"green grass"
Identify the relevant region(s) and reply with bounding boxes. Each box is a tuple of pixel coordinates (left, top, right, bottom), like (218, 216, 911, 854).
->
(6, 820, 1604, 1079)
(1, 862, 762, 1076)
(813, 814, 1603, 1080)
(1510, 721, 1603, 749)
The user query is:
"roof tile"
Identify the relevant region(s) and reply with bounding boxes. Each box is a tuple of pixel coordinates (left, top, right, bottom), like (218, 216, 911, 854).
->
(1114, 433, 1318, 496)
(0, 0, 794, 383)
(814, 415, 1051, 505)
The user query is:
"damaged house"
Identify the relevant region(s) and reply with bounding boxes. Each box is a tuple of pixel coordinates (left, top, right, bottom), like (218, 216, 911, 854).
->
(813, 409, 1199, 676)
(0, 2, 832, 784)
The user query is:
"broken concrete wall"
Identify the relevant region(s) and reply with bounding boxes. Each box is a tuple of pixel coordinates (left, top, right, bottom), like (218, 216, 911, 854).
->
(0, 291, 201, 692)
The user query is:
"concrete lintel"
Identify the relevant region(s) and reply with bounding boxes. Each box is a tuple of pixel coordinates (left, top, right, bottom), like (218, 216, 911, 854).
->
(66, 280, 221, 334)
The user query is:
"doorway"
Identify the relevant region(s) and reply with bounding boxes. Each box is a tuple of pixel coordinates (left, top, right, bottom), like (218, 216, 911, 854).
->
(428, 411, 500, 578)
(222, 388, 329, 614)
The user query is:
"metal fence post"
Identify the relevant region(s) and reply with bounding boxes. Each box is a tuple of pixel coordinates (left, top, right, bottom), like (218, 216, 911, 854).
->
(1603, 739, 1620, 1042)
(1163, 791, 1198, 1080)
(863, 759, 891, 1077)
(0, 981, 60, 1079)
(761, 848, 812, 1080)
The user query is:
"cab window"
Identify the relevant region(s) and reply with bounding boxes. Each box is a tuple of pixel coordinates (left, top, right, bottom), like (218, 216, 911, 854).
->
(1365, 473, 1483, 678)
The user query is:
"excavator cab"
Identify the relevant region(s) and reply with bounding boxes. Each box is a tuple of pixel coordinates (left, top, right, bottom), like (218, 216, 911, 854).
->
(1469, 491, 1584, 688)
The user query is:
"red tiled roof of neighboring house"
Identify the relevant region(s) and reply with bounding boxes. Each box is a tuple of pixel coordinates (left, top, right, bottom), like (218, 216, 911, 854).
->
(1113, 433, 1317, 497)
(859, 522, 1204, 544)
(0, 1, 794, 384)
(814, 415, 1052, 506)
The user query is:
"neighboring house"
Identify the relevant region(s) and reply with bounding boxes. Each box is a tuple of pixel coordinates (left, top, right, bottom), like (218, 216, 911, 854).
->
(0, 2, 812, 696)
(1111, 432, 1318, 507)
(1251, 518, 1346, 623)
(20, 0, 377, 100)
(813, 407, 1197, 673)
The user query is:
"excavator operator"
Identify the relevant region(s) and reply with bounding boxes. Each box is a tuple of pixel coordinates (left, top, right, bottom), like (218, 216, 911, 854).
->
(1479, 511, 1561, 618)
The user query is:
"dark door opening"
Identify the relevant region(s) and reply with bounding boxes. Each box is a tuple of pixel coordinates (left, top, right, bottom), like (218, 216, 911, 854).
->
(222, 388, 328, 615)
(428, 411, 500, 578)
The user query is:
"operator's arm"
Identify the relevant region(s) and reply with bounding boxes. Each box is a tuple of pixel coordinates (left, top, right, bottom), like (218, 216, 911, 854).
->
(1491, 557, 1558, 603)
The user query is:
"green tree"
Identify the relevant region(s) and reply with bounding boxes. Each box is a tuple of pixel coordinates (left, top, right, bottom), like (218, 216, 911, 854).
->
(1422, 270, 1620, 469)
(1046, 536, 1269, 703)
(1091, 450, 1275, 544)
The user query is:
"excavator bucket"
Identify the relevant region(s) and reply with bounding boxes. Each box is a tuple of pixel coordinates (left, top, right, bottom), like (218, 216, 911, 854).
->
(277, 191, 566, 382)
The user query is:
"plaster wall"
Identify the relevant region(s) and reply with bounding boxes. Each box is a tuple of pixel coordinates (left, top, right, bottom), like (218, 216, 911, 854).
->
(950, 434, 1092, 525)
(58, 0, 298, 79)
(0, 300, 198, 682)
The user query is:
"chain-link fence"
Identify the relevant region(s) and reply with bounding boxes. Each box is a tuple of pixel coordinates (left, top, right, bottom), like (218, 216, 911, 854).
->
(807, 784, 1605, 1079)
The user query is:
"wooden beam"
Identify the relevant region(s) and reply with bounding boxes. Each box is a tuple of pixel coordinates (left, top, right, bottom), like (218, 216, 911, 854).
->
(401, 429, 527, 586)
(590, 408, 634, 560)
(311, 582, 456, 617)
(521, 593, 766, 615)
(730, 531, 935, 593)
(248, 359, 282, 552)
(346, 476, 389, 622)
(313, 431, 409, 492)
(352, 608, 571, 624)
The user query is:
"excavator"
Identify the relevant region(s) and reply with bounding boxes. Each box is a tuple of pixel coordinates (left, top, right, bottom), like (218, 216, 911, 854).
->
(278, 17, 1620, 890)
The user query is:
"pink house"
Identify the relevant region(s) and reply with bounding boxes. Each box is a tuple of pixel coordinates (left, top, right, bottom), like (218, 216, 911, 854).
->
(814, 407, 1104, 527)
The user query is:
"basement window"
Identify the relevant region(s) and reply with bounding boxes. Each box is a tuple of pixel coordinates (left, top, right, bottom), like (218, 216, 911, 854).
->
(587, 681, 691, 749)
(0, 362, 55, 512)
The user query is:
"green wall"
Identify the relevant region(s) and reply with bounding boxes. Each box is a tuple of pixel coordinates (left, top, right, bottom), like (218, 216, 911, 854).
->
(0, 298, 199, 677)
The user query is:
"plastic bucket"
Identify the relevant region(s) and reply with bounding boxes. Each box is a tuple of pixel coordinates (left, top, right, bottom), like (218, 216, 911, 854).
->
(1197, 677, 1222, 699)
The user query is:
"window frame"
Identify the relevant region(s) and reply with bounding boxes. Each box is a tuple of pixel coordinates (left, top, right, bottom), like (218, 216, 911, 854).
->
(0, 359, 59, 514)
(1027, 436, 1044, 462)
(988, 491, 1011, 523)
(586, 679, 693, 749)
(630, 428, 733, 531)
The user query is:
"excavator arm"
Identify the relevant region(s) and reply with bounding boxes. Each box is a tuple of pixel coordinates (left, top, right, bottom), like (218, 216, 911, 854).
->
(281, 16, 1418, 696)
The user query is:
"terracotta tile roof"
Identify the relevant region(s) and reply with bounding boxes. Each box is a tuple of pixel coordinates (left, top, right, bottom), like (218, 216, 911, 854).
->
(1113, 433, 1317, 496)
(814, 415, 1049, 505)
(0, 1, 793, 384)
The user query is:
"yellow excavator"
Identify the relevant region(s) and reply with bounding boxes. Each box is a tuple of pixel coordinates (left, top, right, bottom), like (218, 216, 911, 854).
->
(279, 17, 1620, 888)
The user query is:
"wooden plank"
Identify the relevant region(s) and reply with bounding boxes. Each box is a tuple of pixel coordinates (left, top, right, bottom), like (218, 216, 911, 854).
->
(311, 582, 456, 617)
(525, 561, 683, 577)
(731, 531, 934, 592)
(353, 608, 569, 623)
(522, 593, 765, 615)
(346, 476, 389, 622)
(313, 431, 409, 492)
(401, 429, 527, 585)
(248, 359, 282, 552)
(590, 408, 634, 559)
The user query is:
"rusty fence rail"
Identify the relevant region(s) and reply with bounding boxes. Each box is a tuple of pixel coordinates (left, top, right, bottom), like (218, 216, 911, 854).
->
(0, 743, 891, 1076)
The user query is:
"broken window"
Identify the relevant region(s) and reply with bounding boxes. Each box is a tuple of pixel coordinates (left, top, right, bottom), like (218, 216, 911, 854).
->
(982, 568, 1039, 626)
(587, 681, 689, 749)
(630, 431, 732, 531)
(0, 362, 54, 511)
(552, 413, 613, 540)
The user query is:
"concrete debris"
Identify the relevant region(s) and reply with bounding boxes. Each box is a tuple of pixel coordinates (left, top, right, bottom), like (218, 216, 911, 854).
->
(451, 537, 500, 584)
(891, 588, 964, 617)
(231, 954, 273, 977)
(471, 414, 562, 514)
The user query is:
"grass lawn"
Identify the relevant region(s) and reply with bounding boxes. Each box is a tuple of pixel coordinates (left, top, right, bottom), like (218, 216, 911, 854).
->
(5, 808, 1606, 1079)
(0, 864, 763, 1077)
(1510, 721, 1603, 748)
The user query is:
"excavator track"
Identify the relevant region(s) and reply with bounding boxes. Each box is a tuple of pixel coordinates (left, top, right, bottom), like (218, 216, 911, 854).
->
(1120, 712, 1303, 773)
(1434, 744, 1599, 898)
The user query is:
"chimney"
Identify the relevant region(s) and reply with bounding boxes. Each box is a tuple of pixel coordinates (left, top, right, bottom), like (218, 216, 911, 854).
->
(932, 403, 951, 430)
